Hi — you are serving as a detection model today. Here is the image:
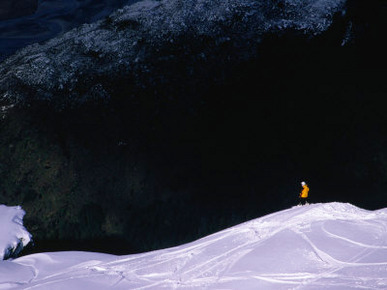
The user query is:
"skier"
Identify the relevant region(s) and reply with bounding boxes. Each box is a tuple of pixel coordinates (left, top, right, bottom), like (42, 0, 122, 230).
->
(299, 181, 309, 205)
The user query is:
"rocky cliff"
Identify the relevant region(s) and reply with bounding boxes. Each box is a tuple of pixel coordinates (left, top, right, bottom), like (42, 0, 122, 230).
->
(0, 0, 346, 108)
(1, 0, 386, 255)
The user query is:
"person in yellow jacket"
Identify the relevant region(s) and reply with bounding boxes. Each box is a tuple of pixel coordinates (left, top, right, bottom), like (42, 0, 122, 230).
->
(299, 181, 309, 205)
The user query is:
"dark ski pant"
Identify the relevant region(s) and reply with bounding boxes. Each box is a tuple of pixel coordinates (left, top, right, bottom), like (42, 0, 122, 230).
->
(298, 197, 309, 205)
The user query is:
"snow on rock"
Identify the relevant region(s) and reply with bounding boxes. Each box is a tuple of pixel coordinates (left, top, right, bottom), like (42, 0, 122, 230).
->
(2, 202, 387, 289)
(0, 205, 32, 260)
(0, 0, 346, 109)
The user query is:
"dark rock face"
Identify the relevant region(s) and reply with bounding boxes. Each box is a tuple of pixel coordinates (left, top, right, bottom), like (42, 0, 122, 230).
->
(0, 0, 37, 20)
(1, 0, 387, 255)
(0, 0, 346, 108)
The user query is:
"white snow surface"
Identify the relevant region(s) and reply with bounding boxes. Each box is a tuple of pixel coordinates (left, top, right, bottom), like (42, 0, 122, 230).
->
(1, 202, 387, 289)
(0, 205, 31, 260)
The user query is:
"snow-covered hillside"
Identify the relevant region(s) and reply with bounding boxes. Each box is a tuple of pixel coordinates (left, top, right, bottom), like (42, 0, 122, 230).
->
(1, 202, 386, 289)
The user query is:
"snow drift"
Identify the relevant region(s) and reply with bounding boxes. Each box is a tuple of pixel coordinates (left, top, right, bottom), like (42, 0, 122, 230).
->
(1, 202, 386, 289)
(0, 205, 31, 260)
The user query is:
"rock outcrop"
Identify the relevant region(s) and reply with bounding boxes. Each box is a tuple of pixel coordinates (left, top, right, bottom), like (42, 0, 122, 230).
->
(0, 205, 31, 260)
(0, 0, 346, 109)
(7, 0, 387, 256)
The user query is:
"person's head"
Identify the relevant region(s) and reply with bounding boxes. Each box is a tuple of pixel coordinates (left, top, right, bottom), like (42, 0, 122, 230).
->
(301, 181, 306, 186)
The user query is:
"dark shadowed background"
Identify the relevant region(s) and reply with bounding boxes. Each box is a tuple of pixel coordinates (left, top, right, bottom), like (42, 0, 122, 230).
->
(0, 0, 387, 256)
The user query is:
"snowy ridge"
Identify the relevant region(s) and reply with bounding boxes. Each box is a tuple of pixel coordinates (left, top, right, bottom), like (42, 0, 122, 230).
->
(2, 202, 387, 289)
(0, 205, 31, 260)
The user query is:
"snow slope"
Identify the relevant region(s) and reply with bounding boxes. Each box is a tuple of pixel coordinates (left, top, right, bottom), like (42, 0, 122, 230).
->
(0, 205, 31, 260)
(1, 202, 387, 289)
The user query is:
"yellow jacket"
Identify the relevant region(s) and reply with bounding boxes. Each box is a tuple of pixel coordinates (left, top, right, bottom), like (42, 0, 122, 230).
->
(300, 184, 309, 198)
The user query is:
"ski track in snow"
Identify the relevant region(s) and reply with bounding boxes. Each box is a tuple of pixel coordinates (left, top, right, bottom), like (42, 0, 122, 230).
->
(1, 202, 387, 289)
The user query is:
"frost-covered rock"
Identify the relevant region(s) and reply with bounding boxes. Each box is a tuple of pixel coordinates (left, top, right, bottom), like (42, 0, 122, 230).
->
(0, 205, 31, 260)
(0, 0, 346, 109)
